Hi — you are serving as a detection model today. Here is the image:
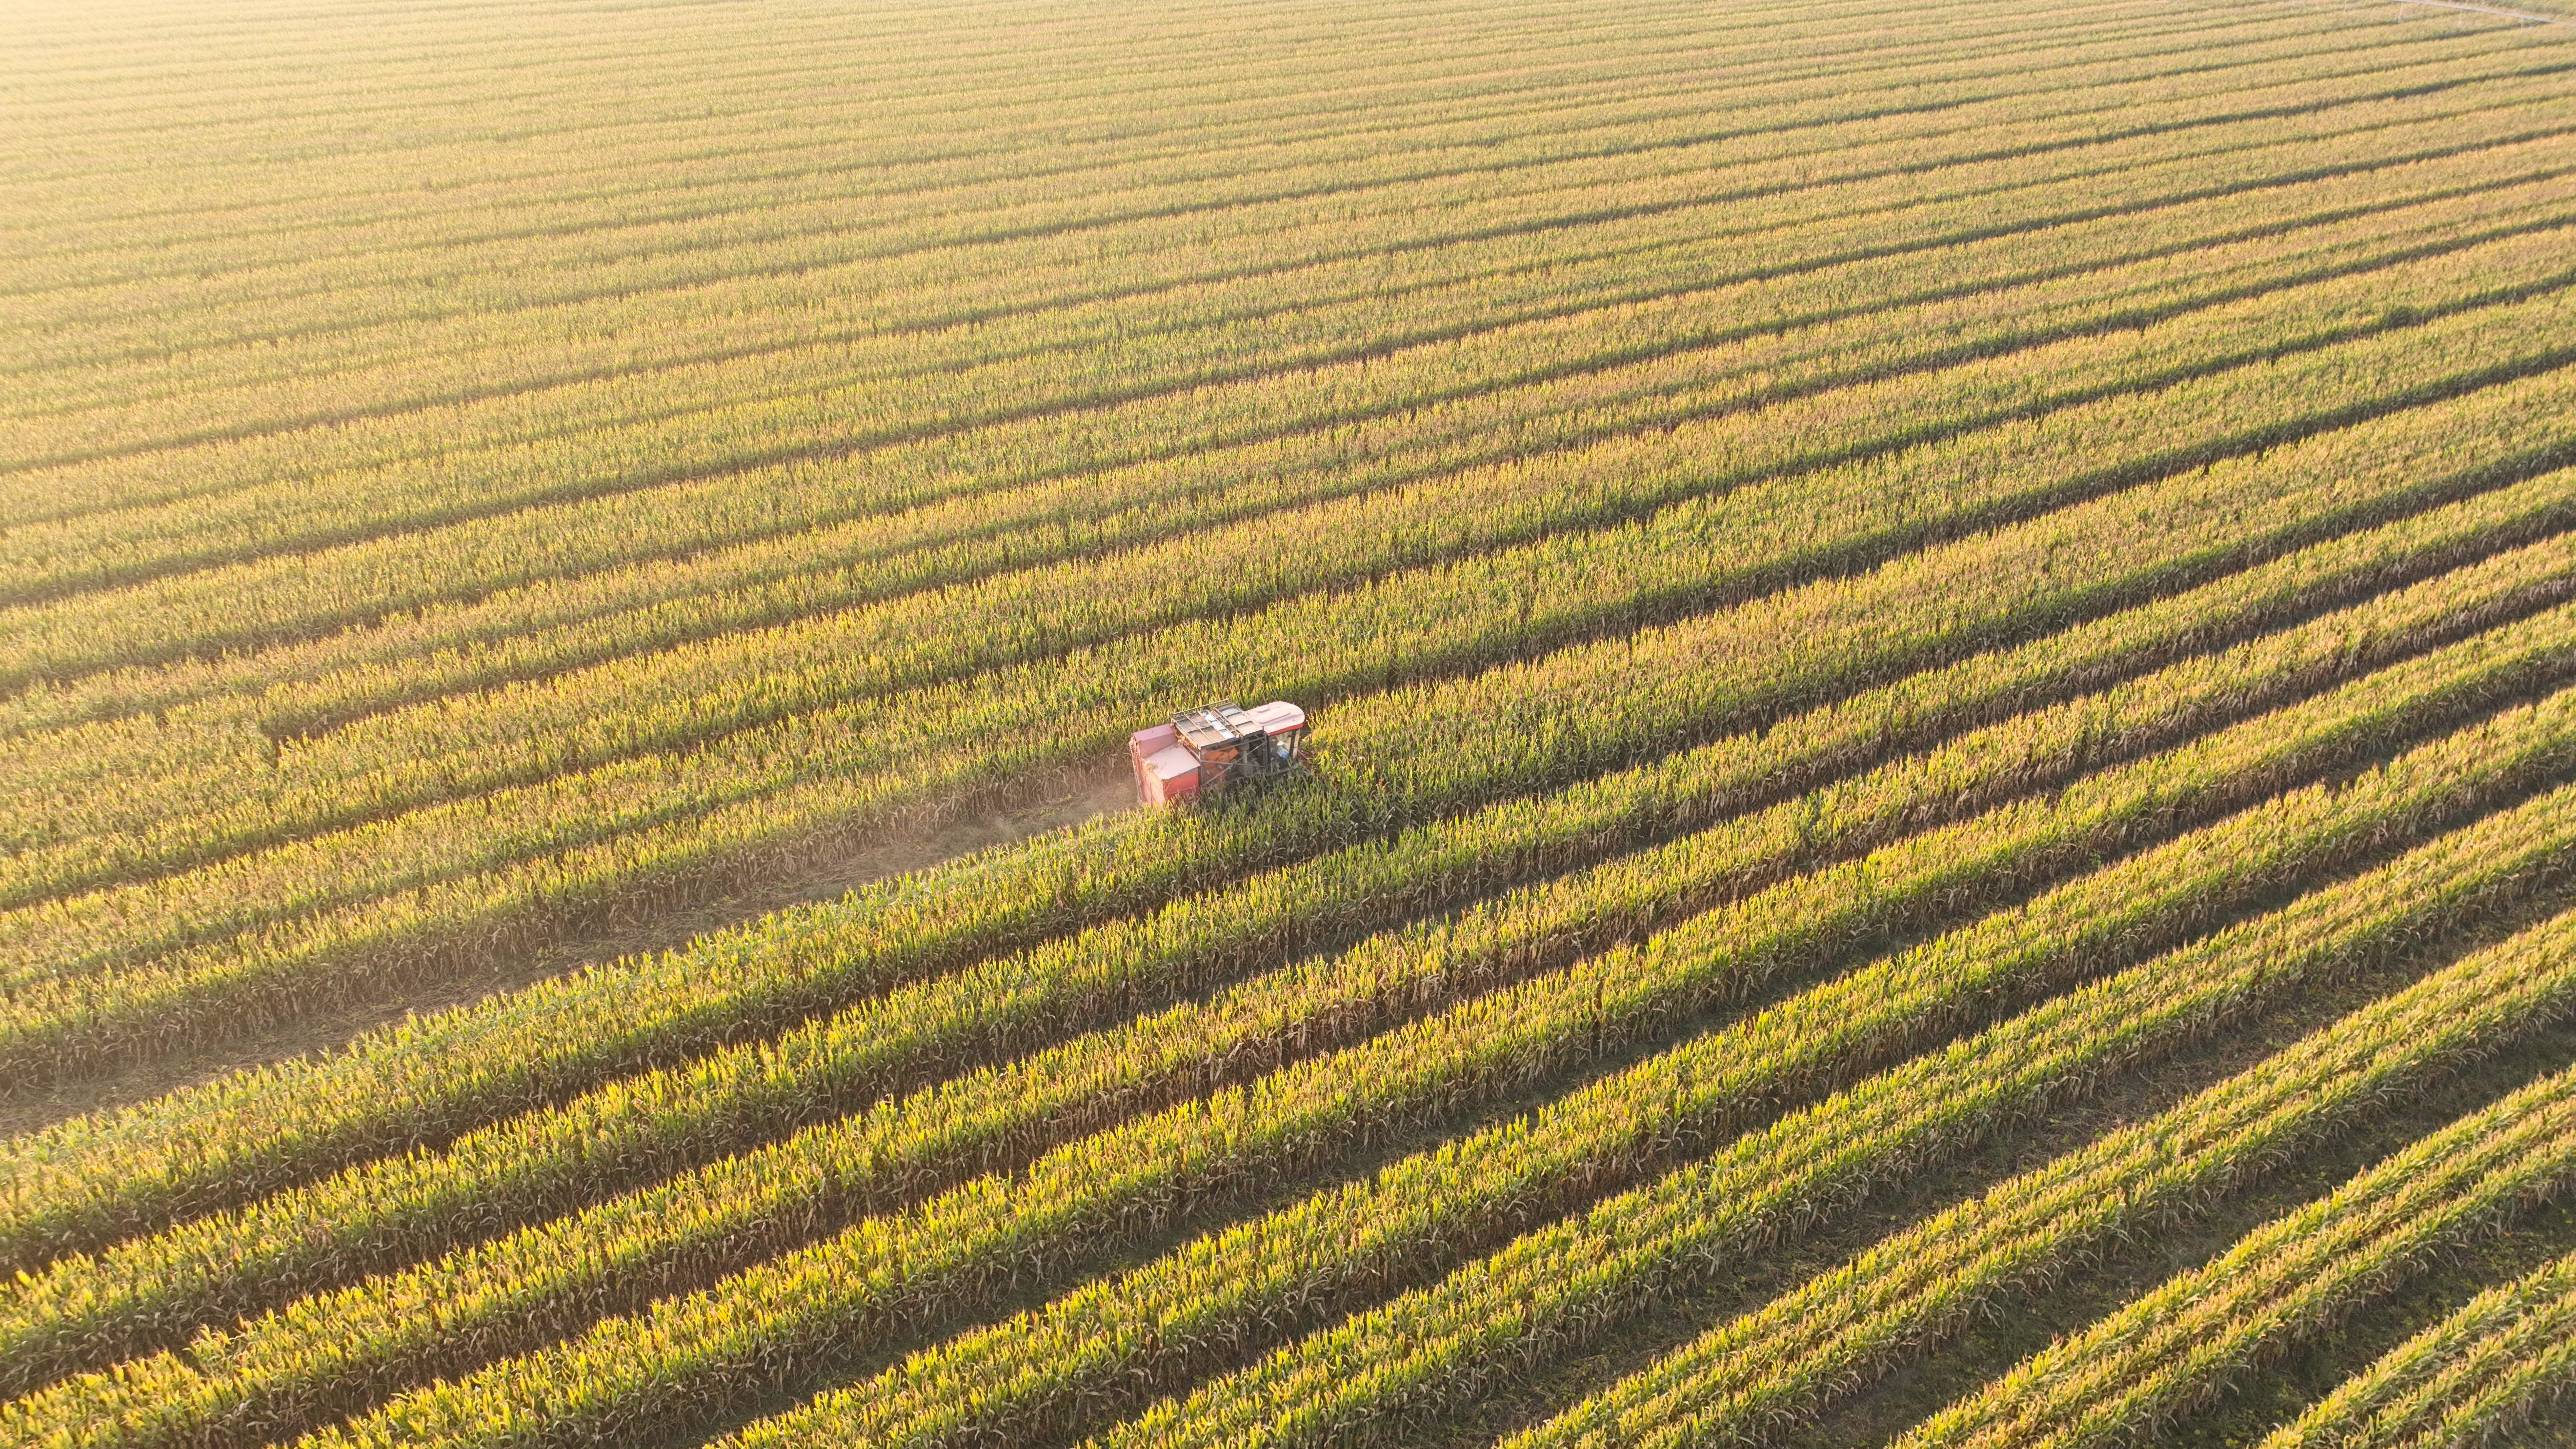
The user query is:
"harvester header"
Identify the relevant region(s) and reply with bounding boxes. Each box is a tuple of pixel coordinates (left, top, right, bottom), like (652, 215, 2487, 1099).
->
(1130, 700, 1309, 806)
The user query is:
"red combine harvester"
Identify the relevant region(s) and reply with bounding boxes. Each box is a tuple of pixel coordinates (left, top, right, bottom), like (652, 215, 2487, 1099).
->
(1130, 700, 1310, 807)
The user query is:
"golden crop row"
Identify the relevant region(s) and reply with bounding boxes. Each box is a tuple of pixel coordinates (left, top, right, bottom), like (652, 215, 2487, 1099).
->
(0, 3, 2333, 393)
(537, 731, 2576, 1449)
(45, 189, 2576, 845)
(5, 42, 2555, 603)
(9, 455, 2561, 1290)
(0, 0, 2379, 407)
(0, 8, 2374, 504)
(16, 145, 2567, 748)
(0, 0, 1960, 300)
(1896, 1058, 2576, 1448)
(3, 337, 2568, 1113)
(0, 372, 2555, 1146)
(988, 728, 2576, 1449)
(1505, 908, 2576, 1449)
(29, 634, 2576, 1449)
(20, 155, 2576, 768)
(30, 338, 2576, 1129)
(14, 524, 2570, 1411)
(2259, 1243, 2576, 1447)
(5, 0, 2293, 273)
(0, 0, 1747, 265)
(12, 12, 2460, 526)
(3, 8, 2263, 452)
(13, 249, 2573, 974)
(3, 0, 2302, 222)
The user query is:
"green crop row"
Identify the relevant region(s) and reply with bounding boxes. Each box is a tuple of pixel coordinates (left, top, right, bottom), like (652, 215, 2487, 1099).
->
(0, 0, 2135, 332)
(1504, 911, 2576, 1449)
(957, 725, 2576, 1449)
(2259, 1246, 2576, 1449)
(10, 457, 2565, 1288)
(10, 407, 2573, 1252)
(0, 2, 2379, 454)
(15, 266, 2576, 1019)
(16, 524, 2575, 1406)
(0, 0, 2332, 314)
(12, 49, 2558, 628)
(106, 678, 2569, 1448)
(0, 0, 2314, 289)
(0, 0, 2415, 421)
(11, 50, 2550, 720)
(10, 23, 2412, 547)
(30, 195, 2576, 878)
(29, 0, 2122, 239)
(627, 734, 2576, 1449)
(1895, 1058, 2576, 1449)
(22, 181, 2576, 891)
(7, 11, 2572, 1448)
(22, 138, 2564, 750)
(9, 325, 2574, 1105)
(0, 0, 1871, 285)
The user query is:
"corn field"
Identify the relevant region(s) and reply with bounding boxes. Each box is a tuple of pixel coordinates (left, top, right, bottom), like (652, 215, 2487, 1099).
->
(10, 0, 2576, 1444)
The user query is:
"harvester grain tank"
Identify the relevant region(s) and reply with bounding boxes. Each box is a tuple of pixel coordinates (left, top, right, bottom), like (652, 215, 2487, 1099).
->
(1129, 700, 1310, 806)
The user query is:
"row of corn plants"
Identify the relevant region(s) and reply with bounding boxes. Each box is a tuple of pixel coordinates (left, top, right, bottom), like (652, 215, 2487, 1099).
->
(4, 344, 2569, 1119)
(10, 457, 2564, 1284)
(20, 18, 2415, 554)
(7, 0, 2371, 463)
(20, 0, 2347, 307)
(17, 44, 2552, 617)
(35, 181, 2576, 850)
(19, 648, 2576, 1449)
(9, 329, 2574, 1100)
(9, 0, 2174, 360)
(21, 59, 2555, 755)
(18, 261, 2576, 980)
(2258, 1245, 2576, 1449)
(22, 150, 2573, 895)
(25, 67, 2576, 722)
(5, 0, 2413, 450)
(1893, 1059, 2576, 1449)
(0, 0, 1962, 310)
(289, 732, 2576, 1449)
(840, 729, 2576, 1449)
(1499, 913, 2576, 1449)
(36, 0, 2168, 260)
(16, 529, 2576, 1402)
(10, 0, 2342, 331)
(24, 131, 2561, 745)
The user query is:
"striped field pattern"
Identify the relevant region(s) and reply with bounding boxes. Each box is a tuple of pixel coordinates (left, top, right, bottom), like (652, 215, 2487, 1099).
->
(11, 0, 2576, 1444)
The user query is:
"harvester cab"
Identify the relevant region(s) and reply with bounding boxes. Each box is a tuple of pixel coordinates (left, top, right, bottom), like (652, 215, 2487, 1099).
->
(1129, 700, 1309, 807)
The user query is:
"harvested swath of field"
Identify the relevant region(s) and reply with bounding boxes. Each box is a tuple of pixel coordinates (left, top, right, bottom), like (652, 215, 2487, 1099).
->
(10, 0, 2576, 1447)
